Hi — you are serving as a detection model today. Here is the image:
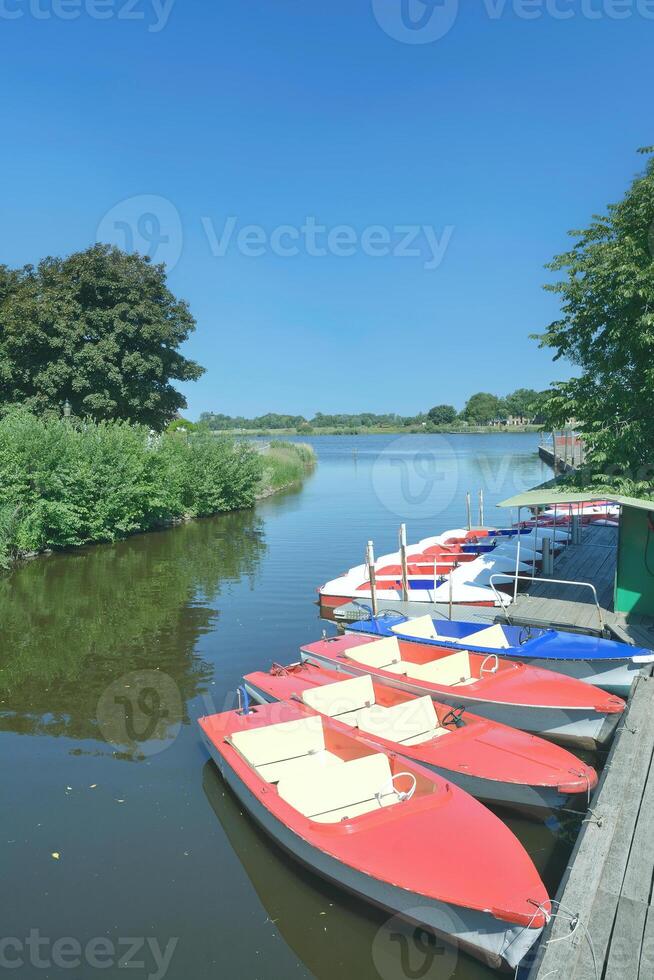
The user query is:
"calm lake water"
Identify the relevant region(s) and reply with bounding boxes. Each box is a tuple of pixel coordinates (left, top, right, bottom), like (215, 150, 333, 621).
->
(2, 434, 585, 980)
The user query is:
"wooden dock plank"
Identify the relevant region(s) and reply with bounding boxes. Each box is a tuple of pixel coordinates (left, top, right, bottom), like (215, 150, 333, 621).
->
(604, 895, 648, 980)
(529, 676, 654, 980)
(639, 907, 654, 978)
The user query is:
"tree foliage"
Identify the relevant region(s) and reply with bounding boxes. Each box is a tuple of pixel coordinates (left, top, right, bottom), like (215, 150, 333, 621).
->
(0, 244, 204, 430)
(535, 148, 654, 486)
(0, 410, 263, 564)
(427, 404, 457, 424)
(461, 392, 503, 424)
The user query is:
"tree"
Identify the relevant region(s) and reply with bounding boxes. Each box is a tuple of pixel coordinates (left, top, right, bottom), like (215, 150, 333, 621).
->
(462, 392, 502, 424)
(535, 147, 654, 484)
(0, 244, 204, 429)
(427, 404, 457, 425)
(503, 388, 545, 419)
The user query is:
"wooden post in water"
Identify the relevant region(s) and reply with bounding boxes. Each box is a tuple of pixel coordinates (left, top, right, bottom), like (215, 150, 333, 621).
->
(399, 523, 409, 602)
(366, 540, 378, 618)
(465, 491, 472, 531)
(478, 488, 484, 527)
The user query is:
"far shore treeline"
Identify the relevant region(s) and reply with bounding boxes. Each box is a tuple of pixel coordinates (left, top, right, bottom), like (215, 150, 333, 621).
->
(199, 389, 550, 435)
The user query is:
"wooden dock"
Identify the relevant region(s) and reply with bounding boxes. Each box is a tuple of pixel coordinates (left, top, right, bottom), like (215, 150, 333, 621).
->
(505, 524, 654, 648)
(527, 672, 654, 980)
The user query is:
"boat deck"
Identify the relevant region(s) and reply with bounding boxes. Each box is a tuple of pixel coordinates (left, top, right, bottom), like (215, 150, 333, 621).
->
(527, 672, 654, 980)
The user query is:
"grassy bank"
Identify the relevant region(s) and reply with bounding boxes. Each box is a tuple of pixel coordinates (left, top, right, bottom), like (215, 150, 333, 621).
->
(0, 412, 314, 568)
(259, 440, 316, 494)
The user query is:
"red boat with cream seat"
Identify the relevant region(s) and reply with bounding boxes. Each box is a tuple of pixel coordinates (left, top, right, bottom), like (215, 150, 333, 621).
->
(243, 663, 598, 814)
(199, 700, 550, 970)
(300, 634, 625, 748)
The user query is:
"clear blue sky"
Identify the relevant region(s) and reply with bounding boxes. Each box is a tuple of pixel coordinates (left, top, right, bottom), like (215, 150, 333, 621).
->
(1, 1, 651, 419)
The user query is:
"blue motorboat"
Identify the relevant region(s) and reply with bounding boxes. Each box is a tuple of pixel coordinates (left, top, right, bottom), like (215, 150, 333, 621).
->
(345, 612, 654, 696)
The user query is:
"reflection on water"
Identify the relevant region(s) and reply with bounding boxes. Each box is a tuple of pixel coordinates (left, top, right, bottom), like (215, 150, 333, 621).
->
(0, 511, 266, 743)
(2, 434, 582, 980)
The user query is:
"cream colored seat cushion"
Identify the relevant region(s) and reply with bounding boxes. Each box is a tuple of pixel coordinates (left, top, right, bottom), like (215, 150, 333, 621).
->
(257, 750, 343, 784)
(302, 674, 375, 719)
(410, 650, 476, 687)
(277, 753, 399, 823)
(357, 696, 446, 746)
(349, 636, 403, 669)
(463, 624, 511, 650)
(230, 716, 325, 767)
(391, 615, 438, 641)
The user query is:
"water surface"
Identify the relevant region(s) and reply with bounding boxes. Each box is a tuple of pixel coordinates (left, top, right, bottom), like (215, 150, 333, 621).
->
(1, 434, 582, 979)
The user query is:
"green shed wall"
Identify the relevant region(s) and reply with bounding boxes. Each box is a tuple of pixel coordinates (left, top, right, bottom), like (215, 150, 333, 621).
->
(615, 506, 654, 615)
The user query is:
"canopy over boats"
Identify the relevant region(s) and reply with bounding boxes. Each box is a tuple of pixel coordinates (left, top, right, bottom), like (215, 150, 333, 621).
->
(243, 663, 598, 814)
(300, 634, 625, 748)
(199, 701, 550, 969)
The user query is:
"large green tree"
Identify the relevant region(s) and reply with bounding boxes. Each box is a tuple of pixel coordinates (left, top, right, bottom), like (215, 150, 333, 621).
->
(462, 392, 503, 424)
(427, 404, 457, 425)
(536, 147, 654, 485)
(0, 244, 203, 429)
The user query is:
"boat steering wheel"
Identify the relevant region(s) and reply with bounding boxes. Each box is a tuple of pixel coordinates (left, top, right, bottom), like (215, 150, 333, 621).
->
(442, 706, 466, 728)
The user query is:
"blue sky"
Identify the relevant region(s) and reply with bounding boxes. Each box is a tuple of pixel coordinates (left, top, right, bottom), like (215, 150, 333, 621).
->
(1, 1, 651, 419)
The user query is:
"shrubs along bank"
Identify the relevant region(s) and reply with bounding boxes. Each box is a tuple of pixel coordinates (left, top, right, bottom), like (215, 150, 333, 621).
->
(0, 412, 315, 568)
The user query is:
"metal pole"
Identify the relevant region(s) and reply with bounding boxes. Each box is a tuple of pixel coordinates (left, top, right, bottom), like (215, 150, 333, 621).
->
(479, 488, 484, 527)
(551, 431, 557, 472)
(514, 538, 521, 603)
(532, 507, 539, 579)
(466, 491, 472, 531)
(399, 523, 409, 602)
(366, 540, 378, 618)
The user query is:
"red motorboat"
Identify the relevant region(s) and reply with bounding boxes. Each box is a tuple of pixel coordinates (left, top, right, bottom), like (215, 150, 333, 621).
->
(199, 701, 550, 970)
(300, 634, 625, 748)
(243, 662, 598, 815)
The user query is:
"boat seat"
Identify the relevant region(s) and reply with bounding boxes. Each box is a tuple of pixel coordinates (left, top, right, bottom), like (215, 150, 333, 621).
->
(463, 624, 511, 650)
(383, 661, 411, 676)
(230, 716, 326, 768)
(257, 750, 344, 784)
(390, 616, 438, 641)
(409, 651, 477, 687)
(302, 674, 375, 719)
(277, 753, 402, 823)
(348, 637, 404, 670)
(357, 696, 448, 746)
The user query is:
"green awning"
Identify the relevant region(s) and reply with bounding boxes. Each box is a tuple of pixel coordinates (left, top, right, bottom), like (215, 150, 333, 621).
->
(497, 490, 654, 512)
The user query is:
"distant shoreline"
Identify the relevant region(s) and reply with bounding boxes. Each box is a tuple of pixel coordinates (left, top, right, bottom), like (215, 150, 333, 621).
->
(219, 425, 544, 437)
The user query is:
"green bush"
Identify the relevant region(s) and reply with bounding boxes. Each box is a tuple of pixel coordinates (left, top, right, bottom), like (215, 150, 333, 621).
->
(0, 410, 264, 565)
